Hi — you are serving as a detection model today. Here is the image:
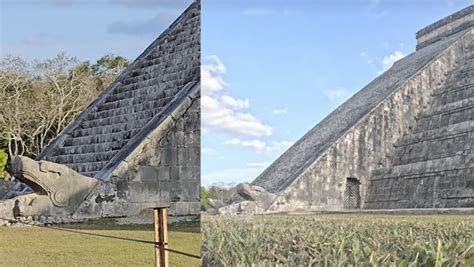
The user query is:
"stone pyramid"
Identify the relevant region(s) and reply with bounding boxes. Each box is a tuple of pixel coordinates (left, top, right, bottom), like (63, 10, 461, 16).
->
(365, 42, 473, 209)
(30, 1, 201, 218)
(247, 5, 473, 213)
(40, 2, 200, 180)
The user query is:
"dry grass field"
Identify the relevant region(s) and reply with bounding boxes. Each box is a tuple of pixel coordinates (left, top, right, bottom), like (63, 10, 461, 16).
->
(0, 220, 201, 267)
(202, 214, 474, 266)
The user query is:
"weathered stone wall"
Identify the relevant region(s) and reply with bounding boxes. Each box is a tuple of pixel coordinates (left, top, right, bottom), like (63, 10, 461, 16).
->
(0, 180, 8, 200)
(73, 92, 200, 218)
(123, 95, 200, 216)
(266, 30, 472, 213)
(365, 33, 473, 208)
(39, 1, 200, 179)
(416, 5, 473, 50)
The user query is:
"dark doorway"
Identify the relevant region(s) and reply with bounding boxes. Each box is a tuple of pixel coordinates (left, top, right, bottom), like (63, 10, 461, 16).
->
(344, 177, 361, 209)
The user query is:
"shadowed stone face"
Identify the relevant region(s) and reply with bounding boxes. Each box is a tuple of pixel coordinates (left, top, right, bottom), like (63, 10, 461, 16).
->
(238, 6, 474, 214)
(237, 183, 277, 209)
(0, 156, 98, 220)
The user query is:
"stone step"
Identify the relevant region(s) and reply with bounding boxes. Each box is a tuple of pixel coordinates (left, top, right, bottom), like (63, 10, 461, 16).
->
(392, 137, 471, 166)
(445, 66, 474, 84)
(62, 131, 137, 147)
(414, 105, 473, 132)
(70, 117, 151, 138)
(432, 83, 474, 106)
(104, 85, 176, 104)
(66, 161, 108, 174)
(121, 73, 157, 87)
(371, 155, 470, 180)
(43, 157, 105, 175)
(58, 139, 129, 155)
(365, 167, 472, 209)
(51, 150, 119, 164)
(95, 95, 172, 115)
(397, 120, 473, 147)
(82, 110, 156, 129)
(418, 96, 474, 118)
(432, 79, 473, 97)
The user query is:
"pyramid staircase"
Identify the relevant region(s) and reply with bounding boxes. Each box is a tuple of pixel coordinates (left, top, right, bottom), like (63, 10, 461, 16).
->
(365, 44, 474, 208)
(39, 2, 200, 179)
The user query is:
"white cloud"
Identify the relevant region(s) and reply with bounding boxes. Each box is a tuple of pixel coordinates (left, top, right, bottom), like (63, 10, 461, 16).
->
(374, 11, 387, 19)
(247, 162, 271, 168)
(323, 88, 354, 106)
(201, 56, 272, 137)
(362, 51, 407, 74)
(224, 138, 292, 154)
(21, 33, 52, 46)
(382, 51, 405, 71)
(366, 0, 386, 19)
(201, 56, 227, 96)
(221, 95, 249, 110)
(223, 138, 266, 152)
(272, 107, 288, 115)
(243, 8, 276, 16)
(202, 147, 223, 159)
(22, 36, 41, 45)
(223, 138, 240, 145)
(202, 167, 263, 186)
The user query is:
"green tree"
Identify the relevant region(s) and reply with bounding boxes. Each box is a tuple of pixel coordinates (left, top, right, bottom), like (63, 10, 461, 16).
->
(0, 53, 129, 159)
(0, 150, 7, 178)
(91, 54, 129, 88)
(200, 186, 217, 211)
(0, 125, 9, 178)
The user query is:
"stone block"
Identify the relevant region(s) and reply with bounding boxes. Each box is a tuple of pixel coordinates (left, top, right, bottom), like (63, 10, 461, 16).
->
(170, 166, 180, 180)
(189, 146, 200, 165)
(138, 165, 157, 184)
(129, 182, 148, 203)
(157, 167, 171, 181)
(177, 147, 190, 165)
(174, 202, 190, 215)
(178, 166, 193, 181)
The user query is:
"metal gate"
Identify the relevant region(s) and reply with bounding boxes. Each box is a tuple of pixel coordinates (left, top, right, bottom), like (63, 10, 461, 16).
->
(344, 178, 361, 209)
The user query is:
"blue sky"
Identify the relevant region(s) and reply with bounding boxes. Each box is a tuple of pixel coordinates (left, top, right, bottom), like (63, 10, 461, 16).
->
(1, 0, 193, 61)
(2, 0, 472, 187)
(201, 0, 473, 186)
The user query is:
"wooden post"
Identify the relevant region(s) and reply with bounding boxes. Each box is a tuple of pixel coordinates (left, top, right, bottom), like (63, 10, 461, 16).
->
(153, 207, 169, 267)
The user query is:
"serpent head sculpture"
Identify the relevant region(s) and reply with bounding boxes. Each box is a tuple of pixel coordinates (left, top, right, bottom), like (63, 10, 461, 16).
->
(0, 156, 98, 220)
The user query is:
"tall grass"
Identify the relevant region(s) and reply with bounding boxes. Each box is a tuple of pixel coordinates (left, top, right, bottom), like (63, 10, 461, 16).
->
(202, 214, 474, 266)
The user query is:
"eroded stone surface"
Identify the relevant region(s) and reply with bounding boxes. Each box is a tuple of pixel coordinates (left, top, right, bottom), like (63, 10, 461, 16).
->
(208, 199, 225, 209)
(2, 1, 201, 220)
(365, 41, 474, 209)
(0, 156, 98, 220)
(240, 6, 474, 214)
(237, 183, 276, 210)
(217, 201, 266, 215)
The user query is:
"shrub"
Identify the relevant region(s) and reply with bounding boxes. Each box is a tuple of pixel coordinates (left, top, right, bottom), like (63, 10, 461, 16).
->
(200, 186, 217, 211)
(0, 149, 7, 179)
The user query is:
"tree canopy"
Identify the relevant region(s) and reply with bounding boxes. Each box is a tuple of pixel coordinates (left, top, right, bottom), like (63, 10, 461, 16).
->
(0, 53, 129, 177)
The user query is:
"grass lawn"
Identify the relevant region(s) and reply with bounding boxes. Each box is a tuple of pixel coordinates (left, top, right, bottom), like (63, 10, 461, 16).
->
(0, 220, 201, 267)
(202, 214, 474, 266)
